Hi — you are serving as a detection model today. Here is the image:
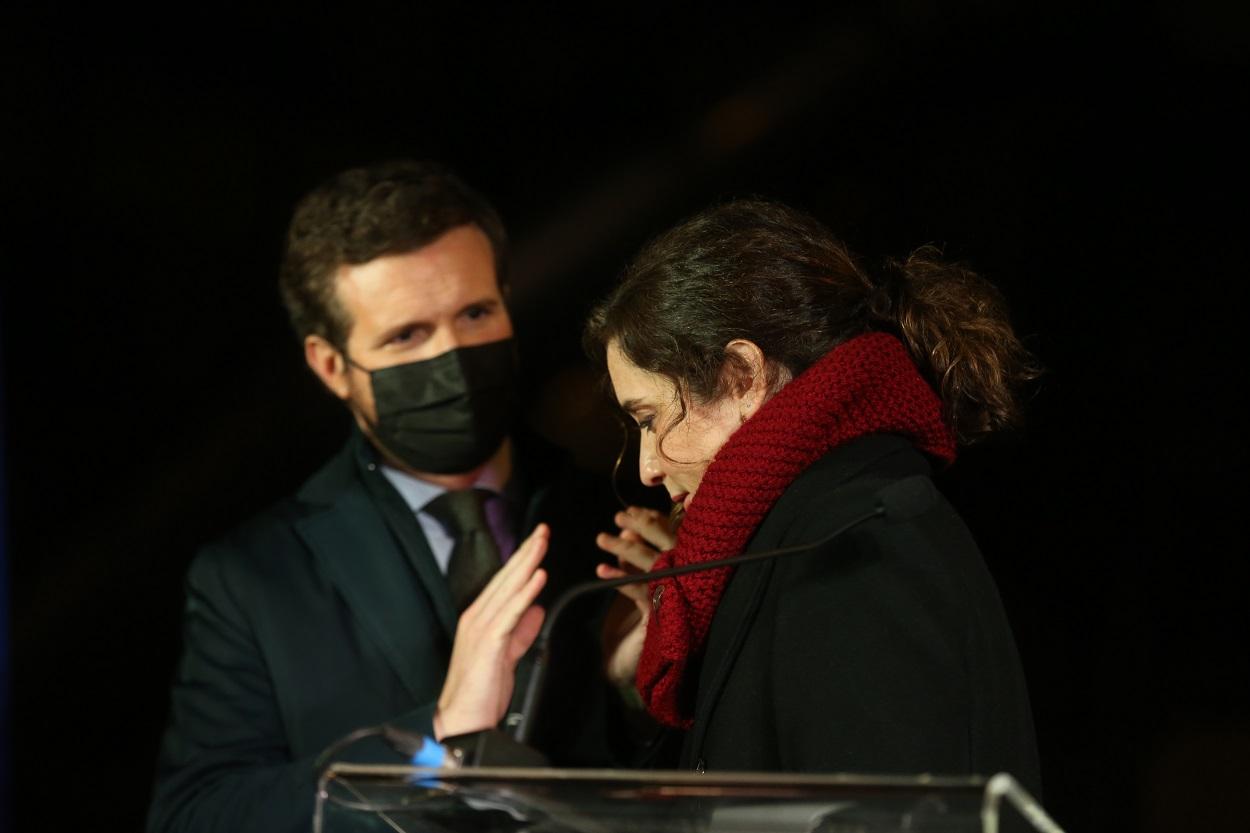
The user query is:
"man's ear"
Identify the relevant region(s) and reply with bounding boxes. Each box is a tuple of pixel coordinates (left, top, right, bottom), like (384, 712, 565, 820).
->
(723, 339, 771, 419)
(305, 335, 351, 400)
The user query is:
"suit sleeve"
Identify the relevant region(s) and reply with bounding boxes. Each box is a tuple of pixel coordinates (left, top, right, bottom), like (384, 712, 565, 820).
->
(147, 541, 439, 833)
(147, 542, 324, 833)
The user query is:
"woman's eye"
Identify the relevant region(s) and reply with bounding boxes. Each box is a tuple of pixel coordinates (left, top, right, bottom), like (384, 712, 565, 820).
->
(637, 417, 654, 433)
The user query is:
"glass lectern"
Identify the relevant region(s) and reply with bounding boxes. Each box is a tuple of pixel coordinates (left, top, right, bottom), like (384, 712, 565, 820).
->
(315, 765, 1063, 833)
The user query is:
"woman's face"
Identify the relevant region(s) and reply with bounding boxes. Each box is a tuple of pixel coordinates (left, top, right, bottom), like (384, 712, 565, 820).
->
(606, 340, 745, 511)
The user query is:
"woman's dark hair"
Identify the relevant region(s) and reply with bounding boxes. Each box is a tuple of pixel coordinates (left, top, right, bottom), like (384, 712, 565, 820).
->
(279, 159, 508, 350)
(584, 199, 1039, 445)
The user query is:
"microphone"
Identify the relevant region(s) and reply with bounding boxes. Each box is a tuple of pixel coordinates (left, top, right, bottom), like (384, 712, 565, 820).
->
(509, 474, 938, 745)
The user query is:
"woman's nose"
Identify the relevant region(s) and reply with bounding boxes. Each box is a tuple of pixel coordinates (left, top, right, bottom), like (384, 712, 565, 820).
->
(638, 440, 664, 487)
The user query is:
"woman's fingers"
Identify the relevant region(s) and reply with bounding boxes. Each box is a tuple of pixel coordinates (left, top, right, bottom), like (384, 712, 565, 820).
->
(613, 507, 677, 551)
(594, 505, 676, 573)
(595, 531, 660, 572)
(601, 594, 649, 687)
(595, 510, 668, 689)
(596, 563, 651, 609)
(596, 563, 626, 580)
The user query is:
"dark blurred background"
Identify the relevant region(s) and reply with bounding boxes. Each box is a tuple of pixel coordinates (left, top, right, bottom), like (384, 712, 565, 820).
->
(4, 2, 1248, 831)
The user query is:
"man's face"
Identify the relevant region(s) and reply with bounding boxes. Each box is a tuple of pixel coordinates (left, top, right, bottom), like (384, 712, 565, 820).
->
(306, 222, 513, 430)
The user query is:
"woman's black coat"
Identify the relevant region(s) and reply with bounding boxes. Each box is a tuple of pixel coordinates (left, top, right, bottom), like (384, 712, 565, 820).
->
(679, 433, 1041, 794)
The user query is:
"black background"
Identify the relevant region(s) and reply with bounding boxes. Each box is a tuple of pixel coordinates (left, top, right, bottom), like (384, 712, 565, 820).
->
(4, 3, 1248, 832)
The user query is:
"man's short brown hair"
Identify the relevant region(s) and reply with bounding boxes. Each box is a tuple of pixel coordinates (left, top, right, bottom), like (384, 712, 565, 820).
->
(279, 160, 508, 349)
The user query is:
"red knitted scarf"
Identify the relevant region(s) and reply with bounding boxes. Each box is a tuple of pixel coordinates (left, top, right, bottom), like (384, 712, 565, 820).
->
(636, 332, 957, 728)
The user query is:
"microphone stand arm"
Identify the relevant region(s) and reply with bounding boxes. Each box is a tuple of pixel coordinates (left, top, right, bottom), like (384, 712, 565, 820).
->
(510, 503, 885, 744)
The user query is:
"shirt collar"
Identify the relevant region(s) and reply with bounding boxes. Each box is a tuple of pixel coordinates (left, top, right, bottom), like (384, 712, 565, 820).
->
(379, 455, 511, 514)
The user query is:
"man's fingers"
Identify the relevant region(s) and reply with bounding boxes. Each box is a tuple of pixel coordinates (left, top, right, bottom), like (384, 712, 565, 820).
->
(471, 524, 549, 615)
(487, 566, 547, 641)
(433, 529, 553, 741)
(508, 604, 546, 661)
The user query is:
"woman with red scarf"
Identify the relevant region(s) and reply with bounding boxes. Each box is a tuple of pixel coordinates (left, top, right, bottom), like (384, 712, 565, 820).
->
(586, 199, 1042, 791)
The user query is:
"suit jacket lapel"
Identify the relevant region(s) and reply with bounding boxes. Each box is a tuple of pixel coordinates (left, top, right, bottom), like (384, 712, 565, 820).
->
(356, 464, 459, 637)
(295, 434, 457, 702)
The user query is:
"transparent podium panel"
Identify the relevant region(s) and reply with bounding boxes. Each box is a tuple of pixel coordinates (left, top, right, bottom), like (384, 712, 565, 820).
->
(315, 766, 1062, 833)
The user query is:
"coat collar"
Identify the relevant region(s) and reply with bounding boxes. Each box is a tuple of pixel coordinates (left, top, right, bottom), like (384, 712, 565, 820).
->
(684, 434, 931, 759)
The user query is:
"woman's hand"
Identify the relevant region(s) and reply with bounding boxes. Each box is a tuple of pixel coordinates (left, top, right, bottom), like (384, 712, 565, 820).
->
(433, 524, 549, 740)
(595, 507, 676, 687)
(596, 506, 675, 571)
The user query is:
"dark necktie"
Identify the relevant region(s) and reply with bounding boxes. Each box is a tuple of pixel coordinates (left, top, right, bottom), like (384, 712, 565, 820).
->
(424, 489, 502, 612)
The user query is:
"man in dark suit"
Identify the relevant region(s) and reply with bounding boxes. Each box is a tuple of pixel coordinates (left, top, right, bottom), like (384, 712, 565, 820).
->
(147, 161, 618, 833)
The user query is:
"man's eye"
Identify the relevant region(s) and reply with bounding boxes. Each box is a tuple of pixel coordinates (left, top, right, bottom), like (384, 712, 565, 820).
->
(463, 304, 491, 321)
(389, 326, 424, 345)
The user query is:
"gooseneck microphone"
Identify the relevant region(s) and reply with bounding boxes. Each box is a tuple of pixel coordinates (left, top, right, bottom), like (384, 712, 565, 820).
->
(370, 476, 936, 767)
(509, 474, 938, 746)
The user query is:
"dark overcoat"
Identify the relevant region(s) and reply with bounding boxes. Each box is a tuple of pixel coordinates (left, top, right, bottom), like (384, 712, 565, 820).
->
(680, 434, 1042, 794)
(148, 430, 619, 833)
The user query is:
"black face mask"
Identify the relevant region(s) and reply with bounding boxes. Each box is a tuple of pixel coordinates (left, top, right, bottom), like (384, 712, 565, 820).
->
(353, 338, 519, 474)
